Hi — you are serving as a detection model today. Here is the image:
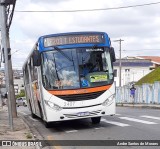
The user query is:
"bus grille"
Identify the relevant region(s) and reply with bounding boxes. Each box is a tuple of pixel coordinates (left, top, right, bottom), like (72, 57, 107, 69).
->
(56, 90, 105, 101)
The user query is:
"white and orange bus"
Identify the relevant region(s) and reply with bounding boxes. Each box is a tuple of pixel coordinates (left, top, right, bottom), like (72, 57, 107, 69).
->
(23, 32, 116, 127)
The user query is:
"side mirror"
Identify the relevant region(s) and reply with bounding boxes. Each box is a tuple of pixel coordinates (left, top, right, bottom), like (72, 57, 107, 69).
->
(33, 50, 41, 66)
(110, 47, 116, 62)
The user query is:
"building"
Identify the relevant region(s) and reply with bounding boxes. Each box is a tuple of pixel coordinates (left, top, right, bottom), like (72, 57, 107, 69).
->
(113, 58, 153, 86)
(0, 69, 24, 95)
(136, 56, 160, 68)
(14, 77, 24, 95)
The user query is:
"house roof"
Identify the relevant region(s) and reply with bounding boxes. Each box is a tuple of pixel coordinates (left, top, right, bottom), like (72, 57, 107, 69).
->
(113, 59, 152, 67)
(136, 56, 160, 65)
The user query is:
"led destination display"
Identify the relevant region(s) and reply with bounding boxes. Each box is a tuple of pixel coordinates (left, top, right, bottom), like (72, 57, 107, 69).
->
(44, 34, 104, 47)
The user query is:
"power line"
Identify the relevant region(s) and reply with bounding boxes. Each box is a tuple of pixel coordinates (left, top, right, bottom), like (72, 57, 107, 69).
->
(15, 1, 160, 13)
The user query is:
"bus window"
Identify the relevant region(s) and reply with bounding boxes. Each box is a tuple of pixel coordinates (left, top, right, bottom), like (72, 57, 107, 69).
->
(77, 48, 113, 88)
(42, 49, 79, 89)
(29, 57, 38, 81)
(24, 65, 29, 84)
(41, 47, 113, 90)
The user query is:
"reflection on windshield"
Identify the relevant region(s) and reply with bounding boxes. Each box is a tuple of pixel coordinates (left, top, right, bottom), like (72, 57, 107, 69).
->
(42, 48, 113, 90)
(42, 49, 79, 89)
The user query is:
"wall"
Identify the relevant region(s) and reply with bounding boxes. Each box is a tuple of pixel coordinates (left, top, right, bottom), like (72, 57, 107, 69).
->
(116, 81, 160, 104)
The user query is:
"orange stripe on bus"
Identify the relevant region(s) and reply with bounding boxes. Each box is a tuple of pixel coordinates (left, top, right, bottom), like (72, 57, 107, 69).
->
(47, 85, 112, 95)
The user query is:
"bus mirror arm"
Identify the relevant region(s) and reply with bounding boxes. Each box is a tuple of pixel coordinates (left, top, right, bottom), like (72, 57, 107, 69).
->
(33, 50, 41, 66)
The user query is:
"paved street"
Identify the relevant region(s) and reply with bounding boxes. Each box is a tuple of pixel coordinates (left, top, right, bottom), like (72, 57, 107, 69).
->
(17, 106, 160, 149)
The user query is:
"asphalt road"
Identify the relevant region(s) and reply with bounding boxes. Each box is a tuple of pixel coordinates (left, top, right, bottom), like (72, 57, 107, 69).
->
(17, 106, 160, 149)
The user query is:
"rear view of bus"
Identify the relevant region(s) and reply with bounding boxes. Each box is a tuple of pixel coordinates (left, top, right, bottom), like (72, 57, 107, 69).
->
(23, 32, 116, 127)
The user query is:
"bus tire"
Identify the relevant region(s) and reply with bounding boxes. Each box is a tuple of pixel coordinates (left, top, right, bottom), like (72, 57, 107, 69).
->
(38, 101, 43, 120)
(91, 117, 101, 124)
(31, 113, 37, 118)
(44, 121, 51, 128)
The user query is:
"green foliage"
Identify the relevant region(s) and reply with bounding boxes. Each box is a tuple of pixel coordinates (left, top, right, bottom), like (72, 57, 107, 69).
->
(136, 67, 160, 85)
(25, 133, 32, 139)
(16, 89, 25, 99)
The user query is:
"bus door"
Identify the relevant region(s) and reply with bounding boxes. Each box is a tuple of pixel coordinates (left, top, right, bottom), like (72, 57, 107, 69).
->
(32, 80, 41, 117)
(30, 63, 42, 117)
(23, 65, 34, 113)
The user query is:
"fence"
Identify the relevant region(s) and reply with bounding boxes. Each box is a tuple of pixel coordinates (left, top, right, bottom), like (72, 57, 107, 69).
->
(116, 81, 160, 104)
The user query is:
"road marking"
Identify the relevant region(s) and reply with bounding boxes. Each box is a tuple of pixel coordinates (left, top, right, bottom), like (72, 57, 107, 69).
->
(95, 127, 105, 130)
(18, 111, 28, 115)
(65, 130, 78, 133)
(119, 117, 157, 124)
(101, 118, 130, 127)
(47, 136, 62, 149)
(141, 115, 160, 120)
(29, 116, 38, 122)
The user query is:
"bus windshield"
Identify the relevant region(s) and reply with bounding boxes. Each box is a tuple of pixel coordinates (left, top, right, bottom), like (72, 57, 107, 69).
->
(41, 47, 113, 90)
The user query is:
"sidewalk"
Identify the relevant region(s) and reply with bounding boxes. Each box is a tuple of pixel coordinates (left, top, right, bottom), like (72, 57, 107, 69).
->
(117, 103, 160, 109)
(0, 106, 37, 149)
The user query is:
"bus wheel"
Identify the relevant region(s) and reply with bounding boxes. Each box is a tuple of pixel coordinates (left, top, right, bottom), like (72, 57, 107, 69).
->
(31, 113, 37, 118)
(38, 101, 43, 119)
(44, 121, 51, 128)
(91, 117, 101, 124)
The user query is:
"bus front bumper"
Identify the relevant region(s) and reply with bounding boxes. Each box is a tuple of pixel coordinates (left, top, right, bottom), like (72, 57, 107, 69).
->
(45, 100, 115, 122)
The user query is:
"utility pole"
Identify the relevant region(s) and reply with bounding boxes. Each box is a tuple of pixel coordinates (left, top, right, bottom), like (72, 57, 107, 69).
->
(114, 39, 124, 87)
(0, 28, 2, 108)
(0, 0, 17, 130)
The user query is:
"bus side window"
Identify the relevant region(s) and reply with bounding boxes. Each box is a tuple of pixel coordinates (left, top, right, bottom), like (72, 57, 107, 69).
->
(33, 66, 38, 81)
(42, 55, 55, 89)
(30, 57, 38, 81)
(24, 65, 29, 85)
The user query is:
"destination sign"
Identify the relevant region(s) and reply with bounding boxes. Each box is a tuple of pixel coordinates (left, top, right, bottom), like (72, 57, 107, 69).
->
(44, 34, 104, 47)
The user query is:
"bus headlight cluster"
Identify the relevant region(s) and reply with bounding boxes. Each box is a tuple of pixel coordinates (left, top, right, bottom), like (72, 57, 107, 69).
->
(102, 94, 115, 106)
(44, 100, 62, 111)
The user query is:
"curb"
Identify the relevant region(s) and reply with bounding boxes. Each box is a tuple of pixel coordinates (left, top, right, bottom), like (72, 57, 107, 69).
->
(18, 114, 40, 149)
(19, 113, 50, 149)
(116, 103, 160, 109)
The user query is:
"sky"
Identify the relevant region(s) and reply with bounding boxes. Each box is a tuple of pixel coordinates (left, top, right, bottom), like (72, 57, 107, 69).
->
(3, 0, 160, 69)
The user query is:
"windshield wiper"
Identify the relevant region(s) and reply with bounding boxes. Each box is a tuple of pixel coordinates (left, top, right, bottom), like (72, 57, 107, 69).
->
(54, 46, 76, 71)
(54, 46, 73, 62)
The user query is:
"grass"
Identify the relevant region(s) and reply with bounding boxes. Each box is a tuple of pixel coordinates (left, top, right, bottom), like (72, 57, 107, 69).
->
(25, 133, 32, 139)
(136, 67, 160, 85)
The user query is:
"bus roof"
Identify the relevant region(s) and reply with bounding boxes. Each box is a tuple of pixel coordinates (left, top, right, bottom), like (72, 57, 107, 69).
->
(39, 31, 108, 39)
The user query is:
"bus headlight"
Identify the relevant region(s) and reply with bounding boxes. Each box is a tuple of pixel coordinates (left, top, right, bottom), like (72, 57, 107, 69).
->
(102, 94, 115, 106)
(44, 100, 62, 111)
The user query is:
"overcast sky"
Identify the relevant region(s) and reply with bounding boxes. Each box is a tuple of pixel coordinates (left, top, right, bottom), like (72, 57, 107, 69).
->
(6, 0, 160, 69)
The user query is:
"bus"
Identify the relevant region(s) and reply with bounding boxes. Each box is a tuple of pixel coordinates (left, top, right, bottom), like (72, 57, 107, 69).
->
(23, 32, 116, 128)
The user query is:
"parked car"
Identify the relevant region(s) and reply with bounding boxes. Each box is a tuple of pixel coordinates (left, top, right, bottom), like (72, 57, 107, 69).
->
(16, 97, 27, 107)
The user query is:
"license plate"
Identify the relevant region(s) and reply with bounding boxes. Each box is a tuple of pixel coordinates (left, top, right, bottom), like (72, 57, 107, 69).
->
(77, 112, 90, 117)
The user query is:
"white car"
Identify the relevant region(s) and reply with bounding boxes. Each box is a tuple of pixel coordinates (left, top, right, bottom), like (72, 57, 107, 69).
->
(16, 97, 27, 107)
